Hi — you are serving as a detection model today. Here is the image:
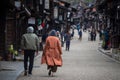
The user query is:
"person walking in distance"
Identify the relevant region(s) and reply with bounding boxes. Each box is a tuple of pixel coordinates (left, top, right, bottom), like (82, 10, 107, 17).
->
(78, 29, 82, 40)
(21, 26, 39, 76)
(64, 31, 71, 51)
(41, 29, 63, 76)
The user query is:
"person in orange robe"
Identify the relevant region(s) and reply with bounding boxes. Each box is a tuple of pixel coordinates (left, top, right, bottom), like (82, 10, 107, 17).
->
(41, 29, 62, 76)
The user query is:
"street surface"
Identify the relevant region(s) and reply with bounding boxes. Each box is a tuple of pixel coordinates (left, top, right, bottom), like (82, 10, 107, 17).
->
(17, 30, 120, 80)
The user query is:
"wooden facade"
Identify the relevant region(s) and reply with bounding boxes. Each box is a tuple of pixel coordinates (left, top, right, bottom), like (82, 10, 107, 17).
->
(0, 0, 71, 60)
(96, 0, 120, 49)
(0, 0, 35, 60)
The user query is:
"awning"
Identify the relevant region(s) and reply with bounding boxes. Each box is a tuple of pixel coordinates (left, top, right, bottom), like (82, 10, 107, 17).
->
(58, 5, 68, 10)
(58, 0, 70, 8)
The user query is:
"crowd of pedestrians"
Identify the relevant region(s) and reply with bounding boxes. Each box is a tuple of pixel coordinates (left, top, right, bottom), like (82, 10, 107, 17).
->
(20, 24, 111, 77)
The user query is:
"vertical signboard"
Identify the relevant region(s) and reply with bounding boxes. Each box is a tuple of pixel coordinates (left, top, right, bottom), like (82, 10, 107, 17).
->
(44, 0, 49, 9)
(54, 6, 58, 19)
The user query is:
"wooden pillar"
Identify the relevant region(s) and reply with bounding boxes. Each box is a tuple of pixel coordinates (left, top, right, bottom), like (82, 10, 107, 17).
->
(0, 0, 9, 60)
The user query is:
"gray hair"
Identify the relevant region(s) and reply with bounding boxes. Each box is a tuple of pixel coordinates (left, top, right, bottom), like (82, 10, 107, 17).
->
(27, 26, 34, 33)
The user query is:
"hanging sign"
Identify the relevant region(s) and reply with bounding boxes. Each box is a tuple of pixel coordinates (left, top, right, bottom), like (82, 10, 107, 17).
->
(28, 17, 35, 24)
(40, 0, 43, 5)
(45, 0, 49, 9)
(54, 6, 58, 19)
(15, 1, 21, 10)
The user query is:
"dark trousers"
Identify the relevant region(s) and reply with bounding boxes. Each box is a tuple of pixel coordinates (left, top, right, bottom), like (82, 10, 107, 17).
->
(66, 41, 70, 51)
(24, 50, 35, 74)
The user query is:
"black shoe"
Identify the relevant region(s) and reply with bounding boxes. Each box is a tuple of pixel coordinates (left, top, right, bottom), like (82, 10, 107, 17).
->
(28, 72, 32, 75)
(24, 71, 27, 76)
(48, 70, 51, 76)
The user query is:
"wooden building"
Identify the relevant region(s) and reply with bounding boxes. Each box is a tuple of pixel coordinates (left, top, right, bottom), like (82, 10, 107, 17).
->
(0, 0, 45, 60)
(0, 0, 71, 60)
(96, 0, 120, 50)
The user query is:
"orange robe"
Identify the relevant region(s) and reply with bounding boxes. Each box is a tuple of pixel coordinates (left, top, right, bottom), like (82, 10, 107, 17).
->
(41, 36, 62, 66)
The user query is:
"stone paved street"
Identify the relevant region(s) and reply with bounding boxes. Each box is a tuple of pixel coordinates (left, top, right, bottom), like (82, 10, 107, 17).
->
(17, 30, 120, 80)
(0, 61, 23, 80)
